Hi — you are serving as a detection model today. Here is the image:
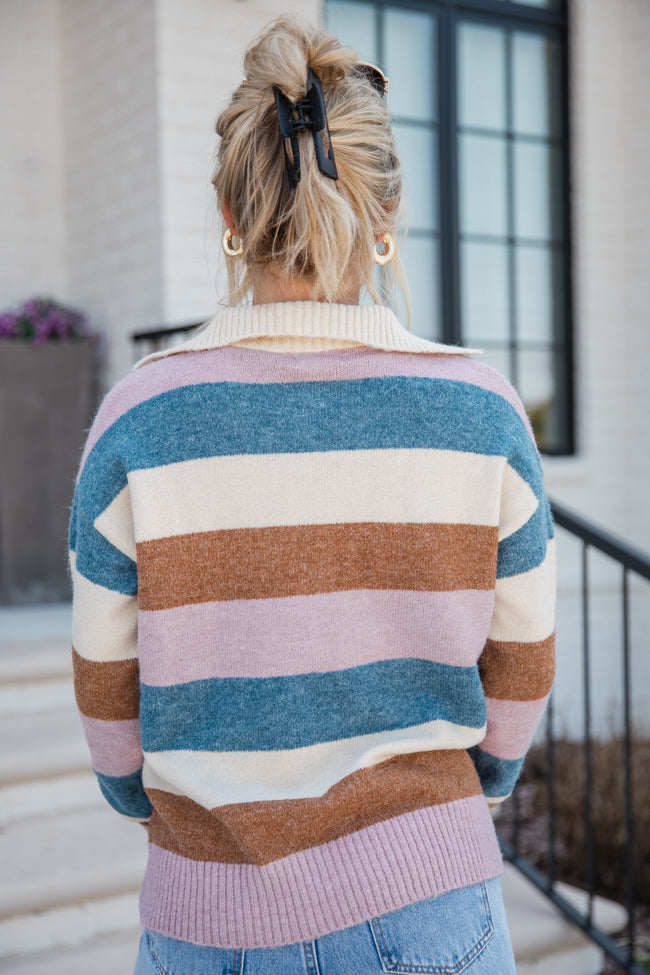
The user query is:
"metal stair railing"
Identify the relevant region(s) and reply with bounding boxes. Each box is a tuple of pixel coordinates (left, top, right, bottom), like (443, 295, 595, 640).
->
(499, 500, 650, 975)
(132, 321, 203, 357)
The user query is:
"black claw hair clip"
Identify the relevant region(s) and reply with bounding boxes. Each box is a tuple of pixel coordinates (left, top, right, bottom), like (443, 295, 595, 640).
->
(273, 68, 338, 188)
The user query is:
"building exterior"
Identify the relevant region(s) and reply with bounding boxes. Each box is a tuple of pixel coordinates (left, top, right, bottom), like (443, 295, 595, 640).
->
(1, 0, 649, 731)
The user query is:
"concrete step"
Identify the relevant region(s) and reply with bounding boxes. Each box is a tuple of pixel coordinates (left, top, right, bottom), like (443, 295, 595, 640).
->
(0, 803, 148, 920)
(0, 931, 141, 975)
(517, 945, 603, 975)
(504, 864, 626, 975)
(0, 603, 71, 644)
(0, 676, 74, 716)
(0, 604, 72, 691)
(0, 895, 141, 969)
(0, 708, 89, 786)
(0, 936, 141, 975)
(0, 640, 71, 685)
(0, 772, 100, 826)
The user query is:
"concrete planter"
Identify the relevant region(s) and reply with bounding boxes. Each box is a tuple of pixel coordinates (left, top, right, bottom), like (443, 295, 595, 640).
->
(0, 342, 95, 604)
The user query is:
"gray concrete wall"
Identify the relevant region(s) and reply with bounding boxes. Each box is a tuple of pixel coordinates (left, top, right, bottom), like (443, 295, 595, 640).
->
(0, 344, 94, 604)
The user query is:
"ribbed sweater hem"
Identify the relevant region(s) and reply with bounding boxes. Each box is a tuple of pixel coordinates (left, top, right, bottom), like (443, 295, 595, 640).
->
(139, 795, 503, 949)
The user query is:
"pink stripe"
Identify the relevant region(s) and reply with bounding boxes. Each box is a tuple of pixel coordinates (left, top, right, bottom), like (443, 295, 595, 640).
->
(138, 589, 495, 685)
(80, 346, 531, 476)
(140, 795, 502, 948)
(481, 695, 550, 760)
(80, 715, 143, 776)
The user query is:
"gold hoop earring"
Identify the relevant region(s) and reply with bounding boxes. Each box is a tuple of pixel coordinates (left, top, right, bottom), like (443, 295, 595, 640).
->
(222, 228, 244, 259)
(374, 233, 395, 266)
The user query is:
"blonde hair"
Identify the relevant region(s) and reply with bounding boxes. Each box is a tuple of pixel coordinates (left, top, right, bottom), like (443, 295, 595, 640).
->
(213, 16, 409, 313)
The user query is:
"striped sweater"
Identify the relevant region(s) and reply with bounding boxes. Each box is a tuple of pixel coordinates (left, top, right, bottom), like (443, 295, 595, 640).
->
(69, 301, 555, 949)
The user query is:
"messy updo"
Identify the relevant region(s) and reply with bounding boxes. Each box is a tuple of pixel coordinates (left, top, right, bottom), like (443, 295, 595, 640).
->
(213, 16, 407, 309)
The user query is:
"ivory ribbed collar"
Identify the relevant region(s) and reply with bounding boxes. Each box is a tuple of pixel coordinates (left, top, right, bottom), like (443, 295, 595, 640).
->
(135, 302, 480, 368)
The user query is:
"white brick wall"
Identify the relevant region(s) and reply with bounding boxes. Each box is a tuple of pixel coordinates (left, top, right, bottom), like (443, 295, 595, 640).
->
(155, 0, 321, 327)
(621, 0, 650, 550)
(60, 0, 164, 383)
(0, 0, 67, 305)
(542, 0, 650, 737)
(47, 0, 321, 383)
(544, 0, 650, 551)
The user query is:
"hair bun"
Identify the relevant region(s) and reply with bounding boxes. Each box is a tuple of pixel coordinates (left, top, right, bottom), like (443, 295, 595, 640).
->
(214, 16, 405, 311)
(308, 39, 356, 86)
(242, 16, 357, 102)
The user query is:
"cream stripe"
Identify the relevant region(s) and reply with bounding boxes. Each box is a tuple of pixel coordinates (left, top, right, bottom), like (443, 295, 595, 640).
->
(488, 540, 556, 644)
(487, 795, 511, 806)
(94, 484, 137, 560)
(498, 463, 539, 542)
(142, 719, 486, 809)
(70, 553, 138, 663)
(128, 449, 504, 541)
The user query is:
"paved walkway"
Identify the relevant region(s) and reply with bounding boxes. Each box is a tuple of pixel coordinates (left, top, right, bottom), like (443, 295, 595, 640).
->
(0, 603, 625, 974)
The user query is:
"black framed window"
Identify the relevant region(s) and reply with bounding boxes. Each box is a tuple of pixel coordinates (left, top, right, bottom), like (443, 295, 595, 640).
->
(326, 0, 573, 454)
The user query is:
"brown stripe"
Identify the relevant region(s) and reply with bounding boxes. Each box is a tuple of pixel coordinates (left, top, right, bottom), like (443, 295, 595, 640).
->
(479, 634, 555, 701)
(146, 749, 482, 864)
(72, 647, 140, 720)
(137, 522, 498, 610)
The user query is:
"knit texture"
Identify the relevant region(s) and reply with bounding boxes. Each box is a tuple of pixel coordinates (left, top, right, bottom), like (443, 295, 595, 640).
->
(69, 302, 555, 948)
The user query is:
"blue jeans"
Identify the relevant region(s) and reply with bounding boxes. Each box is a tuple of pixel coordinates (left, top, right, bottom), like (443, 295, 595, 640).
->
(134, 876, 515, 974)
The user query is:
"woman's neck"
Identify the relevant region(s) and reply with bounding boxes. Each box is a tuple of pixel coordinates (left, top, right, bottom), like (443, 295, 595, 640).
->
(252, 268, 361, 306)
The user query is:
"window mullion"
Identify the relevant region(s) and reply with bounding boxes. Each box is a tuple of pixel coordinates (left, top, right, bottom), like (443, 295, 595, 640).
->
(438, 6, 461, 345)
(558, 27, 575, 454)
(505, 28, 518, 389)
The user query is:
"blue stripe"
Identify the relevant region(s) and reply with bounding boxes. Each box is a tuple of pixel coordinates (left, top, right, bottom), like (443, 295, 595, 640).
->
(140, 659, 486, 753)
(497, 501, 553, 579)
(69, 449, 136, 593)
(95, 768, 152, 819)
(76, 444, 129, 522)
(79, 377, 541, 517)
(468, 746, 523, 798)
(69, 496, 137, 595)
(73, 375, 549, 594)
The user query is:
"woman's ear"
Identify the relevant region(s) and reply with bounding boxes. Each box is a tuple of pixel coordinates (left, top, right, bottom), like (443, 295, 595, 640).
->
(222, 200, 237, 235)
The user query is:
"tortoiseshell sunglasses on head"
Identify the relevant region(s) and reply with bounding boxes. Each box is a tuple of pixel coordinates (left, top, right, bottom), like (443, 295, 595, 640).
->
(352, 62, 390, 110)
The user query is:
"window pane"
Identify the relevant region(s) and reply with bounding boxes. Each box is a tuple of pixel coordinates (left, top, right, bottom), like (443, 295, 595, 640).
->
(515, 245, 562, 344)
(384, 8, 436, 121)
(459, 134, 508, 236)
(458, 23, 506, 131)
(514, 141, 562, 241)
(513, 32, 561, 138)
(393, 123, 438, 233)
(399, 236, 440, 341)
(517, 350, 564, 451)
(513, 0, 560, 7)
(460, 241, 510, 343)
(492, 0, 560, 6)
(479, 348, 512, 384)
(518, 350, 552, 424)
(326, 1, 378, 62)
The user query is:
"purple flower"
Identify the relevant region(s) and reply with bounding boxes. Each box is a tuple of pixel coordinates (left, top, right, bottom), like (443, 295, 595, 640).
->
(0, 296, 96, 344)
(0, 312, 19, 338)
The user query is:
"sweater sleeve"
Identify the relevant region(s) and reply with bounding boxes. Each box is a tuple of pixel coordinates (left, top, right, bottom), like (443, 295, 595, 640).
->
(68, 408, 152, 823)
(469, 411, 556, 804)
